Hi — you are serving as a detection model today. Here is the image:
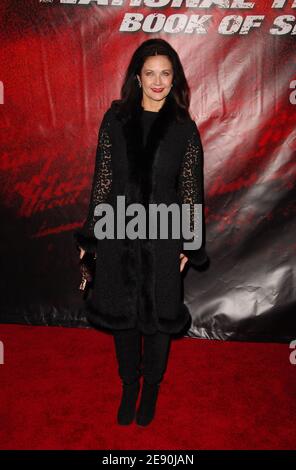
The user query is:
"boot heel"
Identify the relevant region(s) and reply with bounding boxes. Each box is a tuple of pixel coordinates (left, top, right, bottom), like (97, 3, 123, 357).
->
(136, 380, 160, 426)
(117, 380, 141, 425)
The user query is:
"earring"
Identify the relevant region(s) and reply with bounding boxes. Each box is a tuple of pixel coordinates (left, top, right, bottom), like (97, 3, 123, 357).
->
(136, 76, 142, 88)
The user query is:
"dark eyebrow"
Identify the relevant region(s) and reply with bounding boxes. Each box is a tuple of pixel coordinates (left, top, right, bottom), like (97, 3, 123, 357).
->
(144, 69, 172, 72)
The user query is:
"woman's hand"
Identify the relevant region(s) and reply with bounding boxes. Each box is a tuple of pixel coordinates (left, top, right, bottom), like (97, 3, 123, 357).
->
(179, 253, 188, 272)
(79, 247, 86, 259)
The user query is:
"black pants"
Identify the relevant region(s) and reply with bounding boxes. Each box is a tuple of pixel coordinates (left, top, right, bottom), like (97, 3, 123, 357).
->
(113, 328, 171, 385)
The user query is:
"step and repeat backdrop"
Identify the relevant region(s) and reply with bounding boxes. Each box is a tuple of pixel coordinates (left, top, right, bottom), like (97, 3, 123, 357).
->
(0, 0, 295, 341)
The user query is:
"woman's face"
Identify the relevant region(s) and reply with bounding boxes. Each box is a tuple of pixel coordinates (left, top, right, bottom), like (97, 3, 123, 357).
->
(137, 55, 173, 105)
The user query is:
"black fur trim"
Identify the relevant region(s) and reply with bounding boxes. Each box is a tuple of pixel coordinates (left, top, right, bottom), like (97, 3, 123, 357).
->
(84, 297, 137, 331)
(118, 96, 177, 332)
(73, 229, 97, 254)
(183, 246, 209, 268)
(156, 303, 192, 335)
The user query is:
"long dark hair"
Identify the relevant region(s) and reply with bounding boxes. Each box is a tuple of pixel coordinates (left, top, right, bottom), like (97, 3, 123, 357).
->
(112, 38, 191, 123)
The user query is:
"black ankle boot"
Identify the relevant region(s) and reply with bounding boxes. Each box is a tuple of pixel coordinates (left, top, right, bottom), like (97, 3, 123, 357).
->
(136, 380, 160, 426)
(117, 379, 140, 425)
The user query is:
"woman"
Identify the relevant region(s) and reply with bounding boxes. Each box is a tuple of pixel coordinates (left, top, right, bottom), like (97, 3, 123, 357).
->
(74, 38, 208, 426)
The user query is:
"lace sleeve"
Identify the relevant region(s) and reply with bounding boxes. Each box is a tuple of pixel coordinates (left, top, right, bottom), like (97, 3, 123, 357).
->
(177, 120, 208, 267)
(73, 110, 112, 253)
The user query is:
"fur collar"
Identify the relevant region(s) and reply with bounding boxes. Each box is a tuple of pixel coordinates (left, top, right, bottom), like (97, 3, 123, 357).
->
(121, 95, 176, 208)
(119, 97, 178, 332)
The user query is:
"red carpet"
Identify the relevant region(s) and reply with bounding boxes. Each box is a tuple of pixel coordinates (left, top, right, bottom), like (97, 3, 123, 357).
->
(0, 324, 295, 450)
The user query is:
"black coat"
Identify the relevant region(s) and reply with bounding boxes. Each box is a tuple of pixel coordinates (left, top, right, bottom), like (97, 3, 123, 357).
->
(74, 96, 208, 335)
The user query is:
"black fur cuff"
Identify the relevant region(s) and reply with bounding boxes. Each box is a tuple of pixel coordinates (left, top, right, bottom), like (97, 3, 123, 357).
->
(183, 246, 209, 268)
(73, 229, 97, 254)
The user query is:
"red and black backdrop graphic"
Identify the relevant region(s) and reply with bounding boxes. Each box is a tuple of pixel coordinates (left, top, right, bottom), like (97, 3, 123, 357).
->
(0, 1, 295, 341)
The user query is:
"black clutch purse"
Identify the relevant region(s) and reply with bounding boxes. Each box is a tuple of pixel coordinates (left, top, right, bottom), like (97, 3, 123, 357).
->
(79, 251, 97, 296)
